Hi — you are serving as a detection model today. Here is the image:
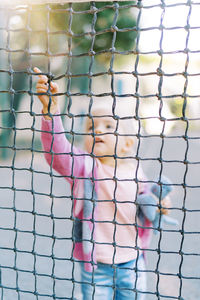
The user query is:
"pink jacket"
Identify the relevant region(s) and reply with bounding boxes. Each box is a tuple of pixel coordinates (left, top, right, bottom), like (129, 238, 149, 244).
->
(41, 114, 152, 272)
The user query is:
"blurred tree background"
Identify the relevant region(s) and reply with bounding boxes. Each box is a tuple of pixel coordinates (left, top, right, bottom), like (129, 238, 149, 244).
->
(0, 1, 137, 158)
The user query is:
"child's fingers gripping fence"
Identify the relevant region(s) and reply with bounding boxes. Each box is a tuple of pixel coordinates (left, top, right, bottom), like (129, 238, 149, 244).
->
(0, 0, 199, 299)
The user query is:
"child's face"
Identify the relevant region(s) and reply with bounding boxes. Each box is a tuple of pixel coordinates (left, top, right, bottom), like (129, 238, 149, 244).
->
(84, 109, 133, 166)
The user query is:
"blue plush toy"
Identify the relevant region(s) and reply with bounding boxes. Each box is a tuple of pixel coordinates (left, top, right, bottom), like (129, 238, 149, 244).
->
(137, 176, 179, 234)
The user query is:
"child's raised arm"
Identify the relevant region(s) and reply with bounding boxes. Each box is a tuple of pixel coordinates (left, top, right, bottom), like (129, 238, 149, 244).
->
(34, 67, 59, 119)
(33, 67, 88, 184)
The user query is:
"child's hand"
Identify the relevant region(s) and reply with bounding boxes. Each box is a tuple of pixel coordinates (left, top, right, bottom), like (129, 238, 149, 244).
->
(34, 67, 59, 120)
(159, 196, 171, 215)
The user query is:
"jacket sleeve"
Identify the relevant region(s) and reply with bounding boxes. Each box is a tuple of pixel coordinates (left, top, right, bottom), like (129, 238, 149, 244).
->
(41, 113, 88, 185)
(137, 167, 150, 195)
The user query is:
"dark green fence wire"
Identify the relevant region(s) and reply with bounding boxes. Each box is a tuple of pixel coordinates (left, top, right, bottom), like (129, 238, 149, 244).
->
(0, 0, 200, 299)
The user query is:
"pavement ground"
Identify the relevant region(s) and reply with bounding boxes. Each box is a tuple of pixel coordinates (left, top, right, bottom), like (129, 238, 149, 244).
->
(0, 129, 199, 299)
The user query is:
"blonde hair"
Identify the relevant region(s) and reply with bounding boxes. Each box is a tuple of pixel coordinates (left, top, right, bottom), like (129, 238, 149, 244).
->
(88, 97, 138, 136)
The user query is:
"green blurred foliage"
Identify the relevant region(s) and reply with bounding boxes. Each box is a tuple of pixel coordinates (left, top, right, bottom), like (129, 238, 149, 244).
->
(7, 1, 137, 73)
(49, 2, 137, 55)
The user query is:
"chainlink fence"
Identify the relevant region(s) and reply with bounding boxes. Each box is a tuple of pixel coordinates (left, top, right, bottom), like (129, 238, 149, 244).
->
(0, 0, 200, 299)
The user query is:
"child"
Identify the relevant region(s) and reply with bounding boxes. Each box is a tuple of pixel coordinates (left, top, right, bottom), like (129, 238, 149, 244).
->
(34, 67, 171, 300)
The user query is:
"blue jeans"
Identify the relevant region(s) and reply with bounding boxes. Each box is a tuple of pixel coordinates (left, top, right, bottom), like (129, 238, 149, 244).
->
(80, 255, 146, 300)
